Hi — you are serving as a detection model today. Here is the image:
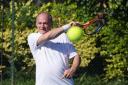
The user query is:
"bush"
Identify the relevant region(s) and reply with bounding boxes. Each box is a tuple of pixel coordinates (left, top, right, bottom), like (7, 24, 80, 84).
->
(0, 0, 128, 80)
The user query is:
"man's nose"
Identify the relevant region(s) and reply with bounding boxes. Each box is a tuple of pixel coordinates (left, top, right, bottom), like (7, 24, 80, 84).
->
(41, 24, 45, 27)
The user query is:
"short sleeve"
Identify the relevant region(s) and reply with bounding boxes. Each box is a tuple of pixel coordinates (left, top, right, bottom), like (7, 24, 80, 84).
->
(27, 33, 41, 52)
(64, 33, 78, 59)
(68, 44, 77, 59)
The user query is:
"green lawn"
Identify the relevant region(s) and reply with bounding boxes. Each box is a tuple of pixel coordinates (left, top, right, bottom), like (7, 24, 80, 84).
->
(1, 73, 128, 85)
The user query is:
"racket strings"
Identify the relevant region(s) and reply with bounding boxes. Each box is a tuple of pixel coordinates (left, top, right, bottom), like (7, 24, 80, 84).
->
(84, 18, 107, 35)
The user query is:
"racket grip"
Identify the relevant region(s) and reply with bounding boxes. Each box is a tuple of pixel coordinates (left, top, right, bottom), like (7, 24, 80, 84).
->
(82, 19, 96, 29)
(82, 23, 90, 28)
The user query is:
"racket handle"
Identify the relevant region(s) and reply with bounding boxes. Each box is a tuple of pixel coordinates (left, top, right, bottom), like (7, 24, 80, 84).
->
(82, 18, 98, 29)
(82, 13, 106, 29)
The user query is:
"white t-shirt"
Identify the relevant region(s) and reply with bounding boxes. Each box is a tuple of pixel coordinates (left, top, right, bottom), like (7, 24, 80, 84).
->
(27, 32, 77, 85)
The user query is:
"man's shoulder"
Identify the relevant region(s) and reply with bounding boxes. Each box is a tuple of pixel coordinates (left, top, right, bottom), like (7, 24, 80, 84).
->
(27, 32, 41, 41)
(28, 32, 38, 36)
(28, 32, 40, 38)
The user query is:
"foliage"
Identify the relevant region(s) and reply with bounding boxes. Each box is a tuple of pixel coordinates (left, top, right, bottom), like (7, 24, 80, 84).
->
(1, 72, 128, 85)
(74, 35, 99, 67)
(73, 0, 128, 80)
(0, 0, 128, 80)
(97, 19, 128, 79)
(0, 0, 98, 76)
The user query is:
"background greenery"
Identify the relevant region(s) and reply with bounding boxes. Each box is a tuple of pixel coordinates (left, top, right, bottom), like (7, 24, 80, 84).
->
(0, 0, 128, 84)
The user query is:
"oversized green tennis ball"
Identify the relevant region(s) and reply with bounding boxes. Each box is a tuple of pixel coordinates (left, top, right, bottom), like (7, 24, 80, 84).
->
(66, 26, 84, 42)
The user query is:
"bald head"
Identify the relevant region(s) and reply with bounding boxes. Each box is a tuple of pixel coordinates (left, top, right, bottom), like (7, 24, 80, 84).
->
(36, 12, 53, 34)
(36, 12, 52, 24)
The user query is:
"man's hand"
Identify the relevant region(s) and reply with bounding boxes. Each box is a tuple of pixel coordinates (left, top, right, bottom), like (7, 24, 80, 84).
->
(69, 21, 81, 27)
(62, 21, 81, 32)
(61, 68, 76, 79)
(61, 55, 80, 79)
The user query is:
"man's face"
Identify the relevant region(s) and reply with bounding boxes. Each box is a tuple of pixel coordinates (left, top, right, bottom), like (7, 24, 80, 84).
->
(36, 14, 52, 34)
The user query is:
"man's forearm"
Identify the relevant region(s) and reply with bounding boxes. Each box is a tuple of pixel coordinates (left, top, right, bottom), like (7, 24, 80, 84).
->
(71, 55, 81, 72)
(37, 24, 71, 45)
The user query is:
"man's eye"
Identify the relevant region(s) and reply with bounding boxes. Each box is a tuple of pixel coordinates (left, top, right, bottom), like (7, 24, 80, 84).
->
(44, 22, 48, 24)
(38, 22, 42, 24)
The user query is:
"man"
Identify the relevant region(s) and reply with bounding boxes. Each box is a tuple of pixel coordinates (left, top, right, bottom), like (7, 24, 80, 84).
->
(27, 12, 80, 85)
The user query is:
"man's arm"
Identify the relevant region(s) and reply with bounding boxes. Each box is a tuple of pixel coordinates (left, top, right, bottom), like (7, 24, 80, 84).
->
(62, 54, 81, 79)
(37, 21, 80, 45)
(71, 55, 81, 73)
(37, 26, 65, 45)
(37, 21, 78, 45)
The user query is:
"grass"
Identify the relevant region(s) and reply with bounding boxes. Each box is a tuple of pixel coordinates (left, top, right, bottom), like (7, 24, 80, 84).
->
(1, 73, 128, 85)
(1, 79, 34, 85)
(74, 73, 128, 85)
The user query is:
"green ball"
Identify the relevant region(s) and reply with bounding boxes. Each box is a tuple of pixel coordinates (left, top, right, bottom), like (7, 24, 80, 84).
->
(66, 26, 84, 42)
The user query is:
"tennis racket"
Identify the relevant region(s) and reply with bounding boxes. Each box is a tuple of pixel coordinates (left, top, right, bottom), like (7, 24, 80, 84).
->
(80, 13, 107, 35)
